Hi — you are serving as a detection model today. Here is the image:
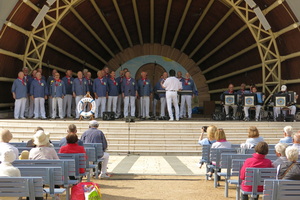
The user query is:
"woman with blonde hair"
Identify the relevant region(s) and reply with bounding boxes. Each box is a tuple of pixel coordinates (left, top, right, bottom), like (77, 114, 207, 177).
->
(211, 128, 232, 149)
(240, 126, 264, 149)
(198, 125, 217, 145)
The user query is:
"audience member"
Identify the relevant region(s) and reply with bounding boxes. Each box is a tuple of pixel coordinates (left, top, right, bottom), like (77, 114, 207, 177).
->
(59, 124, 83, 147)
(277, 146, 300, 180)
(198, 125, 217, 145)
(240, 142, 273, 200)
(240, 126, 264, 149)
(26, 127, 44, 147)
(0, 129, 19, 159)
(211, 128, 232, 148)
(279, 126, 293, 144)
(273, 143, 288, 168)
(59, 134, 86, 174)
(0, 148, 21, 177)
(291, 133, 300, 154)
(29, 130, 58, 160)
(81, 120, 110, 178)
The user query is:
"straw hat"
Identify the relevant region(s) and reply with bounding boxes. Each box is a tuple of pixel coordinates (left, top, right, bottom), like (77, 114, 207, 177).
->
(33, 130, 50, 146)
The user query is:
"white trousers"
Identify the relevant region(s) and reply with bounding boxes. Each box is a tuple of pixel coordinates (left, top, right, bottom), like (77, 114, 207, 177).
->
(48, 96, 53, 117)
(124, 96, 136, 117)
(224, 105, 238, 116)
(100, 152, 109, 175)
(140, 96, 150, 118)
(244, 105, 261, 119)
(166, 91, 179, 120)
(274, 106, 296, 118)
(160, 97, 166, 117)
(24, 96, 30, 117)
(116, 94, 123, 116)
(52, 97, 63, 119)
(34, 98, 46, 118)
(28, 97, 34, 118)
(75, 95, 83, 118)
(95, 97, 106, 118)
(107, 96, 118, 114)
(14, 98, 27, 119)
(63, 94, 72, 118)
(180, 95, 192, 118)
(153, 99, 158, 116)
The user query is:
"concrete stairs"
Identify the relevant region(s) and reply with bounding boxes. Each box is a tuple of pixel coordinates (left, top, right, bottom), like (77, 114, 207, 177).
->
(0, 119, 299, 155)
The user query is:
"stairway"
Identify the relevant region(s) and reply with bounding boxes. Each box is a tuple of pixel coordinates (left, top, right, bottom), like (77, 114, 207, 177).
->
(0, 119, 299, 156)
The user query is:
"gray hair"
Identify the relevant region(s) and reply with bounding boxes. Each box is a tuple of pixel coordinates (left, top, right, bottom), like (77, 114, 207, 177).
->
(283, 126, 293, 136)
(275, 143, 289, 157)
(285, 146, 299, 162)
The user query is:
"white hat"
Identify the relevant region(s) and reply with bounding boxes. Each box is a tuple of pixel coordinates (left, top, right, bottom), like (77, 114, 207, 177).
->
(0, 148, 16, 163)
(33, 130, 50, 146)
(281, 85, 287, 91)
(89, 120, 99, 127)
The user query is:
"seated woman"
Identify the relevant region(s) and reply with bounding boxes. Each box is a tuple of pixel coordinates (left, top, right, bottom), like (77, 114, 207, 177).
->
(0, 148, 20, 177)
(273, 143, 288, 168)
(0, 129, 19, 159)
(59, 134, 86, 175)
(240, 126, 264, 149)
(198, 125, 217, 145)
(29, 130, 58, 160)
(208, 129, 232, 182)
(240, 142, 273, 200)
(277, 146, 300, 180)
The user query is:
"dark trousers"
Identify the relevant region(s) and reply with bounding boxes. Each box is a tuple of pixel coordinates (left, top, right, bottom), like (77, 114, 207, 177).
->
(241, 194, 259, 200)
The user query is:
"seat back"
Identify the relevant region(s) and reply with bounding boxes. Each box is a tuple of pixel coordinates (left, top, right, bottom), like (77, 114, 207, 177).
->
(0, 177, 43, 200)
(58, 153, 86, 176)
(84, 143, 104, 159)
(10, 142, 27, 147)
(210, 148, 237, 168)
(263, 179, 300, 200)
(244, 168, 277, 195)
(200, 144, 211, 164)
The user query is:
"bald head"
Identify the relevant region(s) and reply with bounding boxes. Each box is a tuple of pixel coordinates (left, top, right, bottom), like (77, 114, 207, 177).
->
(18, 71, 24, 79)
(141, 71, 147, 79)
(185, 73, 190, 79)
(0, 129, 13, 143)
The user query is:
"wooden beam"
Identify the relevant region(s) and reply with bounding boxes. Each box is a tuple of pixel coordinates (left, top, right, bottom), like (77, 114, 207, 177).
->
(180, 0, 214, 52)
(132, 0, 143, 45)
(189, 6, 236, 58)
(171, 0, 192, 48)
(161, 0, 172, 45)
(0, 103, 14, 108)
(112, 0, 133, 47)
(274, 22, 300, 38)
(150, 0, 154, 44)
(0, 47, 23, 60)
(0, 77, 15, 82)
(91, 0, 123, 51)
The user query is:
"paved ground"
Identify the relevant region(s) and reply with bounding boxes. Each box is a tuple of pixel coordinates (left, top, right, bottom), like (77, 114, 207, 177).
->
(107, 155, 206, 176)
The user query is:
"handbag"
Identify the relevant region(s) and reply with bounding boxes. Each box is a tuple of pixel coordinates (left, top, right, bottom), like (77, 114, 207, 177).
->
(71, 182, 102, 200)
(278, 163, 295, 179)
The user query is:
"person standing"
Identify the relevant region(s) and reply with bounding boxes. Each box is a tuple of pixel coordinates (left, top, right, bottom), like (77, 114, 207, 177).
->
(116, 70, 124, 118)
(12, 71, 27, 119)
(27, 70, 37, 119)
(72, 71, 88, 119)
(62, 69, 74, 118)
(30, 72, 48, 119)
(93, 70, 108, 118)
(49, 72, 65, 119)
(85, 72, 94, 97)
(107, 71, 119, 116)
(122, 71, 138, 118)
(47, 69, 58, 118)
(81, 120, 110, 178)
(156, 72, 168, 119)
(180, 73, 197, 119)
(22, 67, 31, 118)
(137, 71, 152, 119)
(162, 70, 182, 121)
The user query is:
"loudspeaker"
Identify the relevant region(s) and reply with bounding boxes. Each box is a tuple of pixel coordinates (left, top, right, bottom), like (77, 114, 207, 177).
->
(103, 112, 115, 120)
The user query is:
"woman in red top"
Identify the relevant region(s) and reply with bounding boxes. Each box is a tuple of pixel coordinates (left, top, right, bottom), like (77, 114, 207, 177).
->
(59, 134, 86, 174)
(240, 141, 273, 200)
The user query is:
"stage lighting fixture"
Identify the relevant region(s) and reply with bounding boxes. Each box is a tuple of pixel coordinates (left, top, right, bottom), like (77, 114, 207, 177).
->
(253, 7, 271, 30)
(244, 0, 256, 8)
(46, 0, 56, 6)
(31, 5, 49, 28)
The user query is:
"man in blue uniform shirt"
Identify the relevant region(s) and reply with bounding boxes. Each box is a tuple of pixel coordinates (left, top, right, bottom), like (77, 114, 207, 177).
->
(116, 70, 124, 118)
(22, 67, 31, 118)
(137, 71, 152, 119)
(27, 69, 37, 118)
(73, 71, 89, 119)
(180, 73, 197, 119)
(30, 72, 48, 119)
(49, 72, 65, 119)
(47, 69, 58, 117)
(107, 71, 119, 116)
(155, 72, 168, 119)
(62, 69, 74, 118)
(81, 120, 110, 178)
(122, 71, 138, 118)
(11, 71, 28, 119)
(93, 70, 108, 118)
(86, 72, 94, 97)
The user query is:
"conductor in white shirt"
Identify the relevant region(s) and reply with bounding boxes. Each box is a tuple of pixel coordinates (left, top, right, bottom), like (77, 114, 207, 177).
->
(161, 70, 182, 121)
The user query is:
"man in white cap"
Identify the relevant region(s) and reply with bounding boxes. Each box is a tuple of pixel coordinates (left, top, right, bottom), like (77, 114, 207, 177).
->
(81, 120, 110, 178)
(273, 85, 298, 121)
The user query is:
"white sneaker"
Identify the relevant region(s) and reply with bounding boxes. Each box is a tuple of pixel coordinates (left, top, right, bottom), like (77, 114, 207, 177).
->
(169, 119, 174, 121)
(99, 173, 110, 178)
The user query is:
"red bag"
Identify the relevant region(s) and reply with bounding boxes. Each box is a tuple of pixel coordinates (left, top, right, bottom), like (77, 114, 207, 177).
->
(71, 182, 101, 200)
